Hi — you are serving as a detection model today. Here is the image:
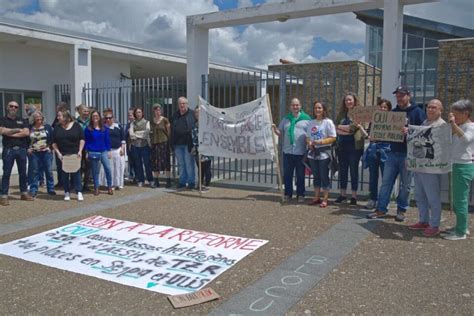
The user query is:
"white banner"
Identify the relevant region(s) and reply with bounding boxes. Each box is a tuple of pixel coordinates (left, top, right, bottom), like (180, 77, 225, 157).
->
(198, 95, 275, 160)
(0, 216, 268, 295)
(407, 124, 452, 173)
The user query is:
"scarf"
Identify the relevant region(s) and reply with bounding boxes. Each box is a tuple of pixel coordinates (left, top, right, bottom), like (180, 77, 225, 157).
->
(286, 111, 311, 144)
(133, 118, 147, 131)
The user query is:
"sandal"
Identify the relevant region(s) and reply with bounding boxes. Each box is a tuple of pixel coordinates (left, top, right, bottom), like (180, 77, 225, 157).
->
(366, 211, 386, 219)
(308, 198, 322, 205)
(319, 201, 328, 208)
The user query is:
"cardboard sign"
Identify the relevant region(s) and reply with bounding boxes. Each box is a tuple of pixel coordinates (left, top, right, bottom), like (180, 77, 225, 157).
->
(61, 154, 81, 173)
(168, 287, 220, 308)
(349, 106, 376, 124)
(0, 216, 268, 295)
(369, 111, 406, 142)
(407, 123, 452, 173)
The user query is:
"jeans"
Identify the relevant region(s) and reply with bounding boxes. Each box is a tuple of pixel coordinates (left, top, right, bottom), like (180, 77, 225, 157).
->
(89, 151, 112, 189)
(81, 149, 91, 189)
(61, 170, 82, 194)
(174, 145, 195, 187)
(376, 152, 412, 213)
(309, 158, 330, 190)
(338, 148, 363, 192)
(195, 158, 212, 186)
(368, 154, 385, 201)
(131, 145, 153, 183)
(283, 153, 305, 197)
(1, 147, 28, 196)
(29, 151, 55, 194)
(414, 172, 442, 228)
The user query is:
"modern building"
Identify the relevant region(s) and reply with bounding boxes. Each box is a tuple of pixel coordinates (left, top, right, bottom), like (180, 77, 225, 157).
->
(355, 9, 474, 104)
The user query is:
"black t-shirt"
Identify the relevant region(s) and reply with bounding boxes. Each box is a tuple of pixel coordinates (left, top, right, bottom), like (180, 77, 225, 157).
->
(53, 122, 84, 155)
(0, 116, 29, 148)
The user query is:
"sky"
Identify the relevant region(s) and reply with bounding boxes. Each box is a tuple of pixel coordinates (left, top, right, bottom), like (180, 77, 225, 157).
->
(0, 0, 472, 69)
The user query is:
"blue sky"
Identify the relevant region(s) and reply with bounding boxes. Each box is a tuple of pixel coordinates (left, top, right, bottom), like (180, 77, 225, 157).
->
(1, 0, 472, 68)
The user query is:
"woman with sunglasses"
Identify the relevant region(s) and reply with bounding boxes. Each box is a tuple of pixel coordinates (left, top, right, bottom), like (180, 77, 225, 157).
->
(99, 108, 126, 190)
(84, 110, 113, 195)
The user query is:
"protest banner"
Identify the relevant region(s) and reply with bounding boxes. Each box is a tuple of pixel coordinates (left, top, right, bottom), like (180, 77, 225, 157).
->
(0, 216, 268, 295)
(369, 110, 406, 142)
(198, 95, 275, 160)
(349, 106, 376, 124)
(407, 124, 452, 173)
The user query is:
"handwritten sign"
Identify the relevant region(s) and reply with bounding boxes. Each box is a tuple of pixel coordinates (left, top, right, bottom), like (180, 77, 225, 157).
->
(349, 106, 376, 124)
(407, 124, 452, 173)
(0, 216, 268, 295)
(369, 111, 406, 142)
(198, 95, 275, 160)
(61, 155, 81, 173)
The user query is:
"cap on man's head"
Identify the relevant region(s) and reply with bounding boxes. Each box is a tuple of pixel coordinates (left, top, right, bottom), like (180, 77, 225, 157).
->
(393, 85, 410, 95)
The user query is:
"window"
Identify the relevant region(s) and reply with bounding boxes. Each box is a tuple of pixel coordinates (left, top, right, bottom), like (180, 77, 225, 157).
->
(425, 38, 438, 48)
(424, 49, 438, 69)
(406, 50, 423, 70)
(407, 34, 423, 49)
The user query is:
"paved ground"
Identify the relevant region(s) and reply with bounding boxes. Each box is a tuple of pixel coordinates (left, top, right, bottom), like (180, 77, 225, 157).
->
(0, 175, 473, 315)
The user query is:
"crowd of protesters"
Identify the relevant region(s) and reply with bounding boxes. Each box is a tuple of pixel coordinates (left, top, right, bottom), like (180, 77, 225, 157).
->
(0, 96, 208, 204)
(275, 85, 473, 241)
(0, 87, 472, 240)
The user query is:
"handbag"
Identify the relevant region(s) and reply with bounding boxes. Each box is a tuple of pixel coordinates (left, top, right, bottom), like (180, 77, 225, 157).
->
(88, 151, 101, 160)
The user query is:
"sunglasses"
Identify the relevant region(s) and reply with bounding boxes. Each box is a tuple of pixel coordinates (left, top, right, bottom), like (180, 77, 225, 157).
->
(9, 105, 19, 109)
(105, 117, 113, 120)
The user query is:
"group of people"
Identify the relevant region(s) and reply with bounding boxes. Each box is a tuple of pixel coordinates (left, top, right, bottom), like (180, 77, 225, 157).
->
(276, 85, 473, 241)
(0, 96, 212, 206)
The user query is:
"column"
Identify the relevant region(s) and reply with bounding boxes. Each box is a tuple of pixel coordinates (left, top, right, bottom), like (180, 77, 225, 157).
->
(70, 43, 92, 110)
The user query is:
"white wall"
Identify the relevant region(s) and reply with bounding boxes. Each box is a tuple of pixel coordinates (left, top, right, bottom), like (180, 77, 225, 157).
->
(92, 54, 130, 83)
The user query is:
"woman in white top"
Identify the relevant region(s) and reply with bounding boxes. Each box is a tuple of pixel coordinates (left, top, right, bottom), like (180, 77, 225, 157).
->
(306, 101, 337, 208)
(442, 99, 474, 241)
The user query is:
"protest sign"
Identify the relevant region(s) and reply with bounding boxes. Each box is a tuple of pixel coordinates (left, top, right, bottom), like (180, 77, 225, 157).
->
(198, 95, 275, 160)
(0, 216, 268, 295)
(407, 123, 452, 173)
(369, 111, 406, 142)
(349, 106, 376, 124)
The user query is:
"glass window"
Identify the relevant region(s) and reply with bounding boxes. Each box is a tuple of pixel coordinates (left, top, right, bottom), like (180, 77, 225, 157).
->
(402, 33, 407, 49)
(375, 27, 383, 52)
(407, 50, 423, 70)
(425, 38, 438, 48)
(368, 52, 377, 66)
(369, 26, 378, 53)
(424, 49, 438, 69)
(377, 51, 383, 68)
(407, 34, 423, 49)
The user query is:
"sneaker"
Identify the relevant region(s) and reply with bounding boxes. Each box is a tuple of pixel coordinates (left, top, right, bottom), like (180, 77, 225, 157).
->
(64, 193, 71, 201)
(423, 226, 440, 237)
(0, 197, 9, 206)
(21, 193, 34, 201)
(441, 227, 470, 236)
(365, 200, 376, 209)
(367, 210, 386, 219)
(200, 186, 210, 193)
(297, 196, 305, 203)
(137, 182, 144, 187)
(443, 232, 467, 241)
(150, 182, 157, 188)
(282, 195, 291, 202)
(350, 197, 357, 205)
(187, 184, 196, 190)
(334, 196, 347, 203)
(408, 222, 429, 231)
(395, 211, 406, 222)
(77, 192, 84, 201)
(48, 191, 57, 196)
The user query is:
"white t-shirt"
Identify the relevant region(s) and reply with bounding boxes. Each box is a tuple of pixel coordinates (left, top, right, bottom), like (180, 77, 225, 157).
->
(452, 121, 474, 164)
(306, 118, 336, 160)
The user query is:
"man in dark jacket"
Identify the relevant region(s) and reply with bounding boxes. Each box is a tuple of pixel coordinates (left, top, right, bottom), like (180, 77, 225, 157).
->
(367, 85, 426, 222)
(171, 97, 196, 189)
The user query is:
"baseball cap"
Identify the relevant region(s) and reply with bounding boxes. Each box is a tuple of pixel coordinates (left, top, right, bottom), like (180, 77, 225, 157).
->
(393, 85, 410, 94)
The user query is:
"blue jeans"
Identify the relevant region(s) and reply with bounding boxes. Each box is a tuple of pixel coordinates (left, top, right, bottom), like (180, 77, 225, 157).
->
(376, 152, 412, 213)
(414, 172, 442, 228)
(283, 153, 305, 197)
(89, 151, 112, 189)
(338, 148, 363, 192)
(131, 145, 153, 183)
(29, 151, 55, 194)
(62, 170, 82, 194)
(174, 145, 195, 187)
(368, 154, 385, 201)
(309, 158, 330, 190)
(1, 147, 28, 196)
